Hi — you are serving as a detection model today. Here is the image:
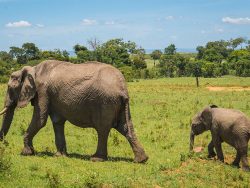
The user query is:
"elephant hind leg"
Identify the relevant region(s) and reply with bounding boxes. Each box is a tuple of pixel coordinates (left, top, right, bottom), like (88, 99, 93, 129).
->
(115, 124, 148, 163)
(91, 129, 110, 162)
(91, 106, 114, 162)
(51, 115, 67, 156)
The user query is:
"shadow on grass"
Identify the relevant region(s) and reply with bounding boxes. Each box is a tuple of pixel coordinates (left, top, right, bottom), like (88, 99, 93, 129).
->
(34, 151, 133, 162)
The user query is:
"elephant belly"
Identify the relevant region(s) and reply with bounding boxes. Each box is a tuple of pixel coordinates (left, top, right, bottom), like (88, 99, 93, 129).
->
(50, 100, 120, 128)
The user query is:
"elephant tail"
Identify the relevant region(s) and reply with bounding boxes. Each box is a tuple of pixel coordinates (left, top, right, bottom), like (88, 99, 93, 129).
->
(123, 97, 137, 140)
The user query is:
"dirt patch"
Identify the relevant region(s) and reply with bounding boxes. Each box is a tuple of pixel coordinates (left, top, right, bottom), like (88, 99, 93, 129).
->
(207, 86, 250, 91)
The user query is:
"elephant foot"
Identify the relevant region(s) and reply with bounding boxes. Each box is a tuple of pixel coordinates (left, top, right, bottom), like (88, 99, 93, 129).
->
(90, 154, 107, 162)
(21, 146, 35, 156)
(134, 152, 149, 163)
(231, 162, 240, 168)
(54, 151, 67, 157)
(208, 152, 216, 158)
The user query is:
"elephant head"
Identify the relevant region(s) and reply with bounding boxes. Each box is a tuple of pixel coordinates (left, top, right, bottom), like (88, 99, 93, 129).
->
(189, 105, 218, 151)
(0, 66, 36, 140)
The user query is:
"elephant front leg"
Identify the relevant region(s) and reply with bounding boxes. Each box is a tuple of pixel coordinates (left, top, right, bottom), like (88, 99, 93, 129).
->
(52, 121, 67, 156)
(21, 96, 48, 156)
(232, 150, 240, 168)
(91, 129, 110, 162)
(208, 140, 216, 158)
(239, 146, 250, 171)
(22, 116, 48, 155)
(211, 132, 224, 162)
(213, 142, 224, 162)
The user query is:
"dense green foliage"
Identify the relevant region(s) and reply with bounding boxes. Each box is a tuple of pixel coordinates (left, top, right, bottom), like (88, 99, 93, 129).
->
(158, 38, 250, 78)
(0, 77, 250, 187)
(0, 37, 249, 83)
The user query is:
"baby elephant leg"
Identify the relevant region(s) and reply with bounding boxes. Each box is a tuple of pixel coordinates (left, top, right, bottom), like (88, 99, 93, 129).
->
(208, 140, 216, 158)
(239, 146, 249, 171)
(231, 150, 240, 168)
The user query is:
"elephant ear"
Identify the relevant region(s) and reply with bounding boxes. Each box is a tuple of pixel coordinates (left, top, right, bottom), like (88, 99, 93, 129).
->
(17, 66, 36, 108)
(201, 107, 212, 129)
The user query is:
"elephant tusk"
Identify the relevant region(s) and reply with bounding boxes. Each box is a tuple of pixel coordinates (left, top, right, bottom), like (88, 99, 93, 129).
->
(0, 107, 7, 115)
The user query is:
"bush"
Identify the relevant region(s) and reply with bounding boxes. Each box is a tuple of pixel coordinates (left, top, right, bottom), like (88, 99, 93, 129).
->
(235, 59, 250, 77)
(118, 66, 135, 82)
(202, 61, 216, 77)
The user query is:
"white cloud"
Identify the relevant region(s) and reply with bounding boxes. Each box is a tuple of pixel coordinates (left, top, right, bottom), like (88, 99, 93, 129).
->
(5, 20, 32, 28)
(222, 17, 250, 25)
(36, 24, 44, 28)
(216, 28, 224, 33)
(81, 19, 97, 25)
(105, 21, 115, 25)
(165, 16, 174, 20)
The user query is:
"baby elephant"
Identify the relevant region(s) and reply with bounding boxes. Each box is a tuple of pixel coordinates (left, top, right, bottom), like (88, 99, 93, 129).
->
(190, 105, 250, 171)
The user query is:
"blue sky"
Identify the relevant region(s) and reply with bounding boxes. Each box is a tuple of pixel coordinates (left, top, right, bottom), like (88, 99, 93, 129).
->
(0, 0, 250, 51)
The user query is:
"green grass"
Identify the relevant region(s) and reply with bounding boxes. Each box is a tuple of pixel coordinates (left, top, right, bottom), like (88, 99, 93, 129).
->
(0, 76, 250, 187)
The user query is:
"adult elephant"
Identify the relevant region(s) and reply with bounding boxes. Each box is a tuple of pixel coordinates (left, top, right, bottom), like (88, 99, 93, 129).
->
(0, 60, 148, 163)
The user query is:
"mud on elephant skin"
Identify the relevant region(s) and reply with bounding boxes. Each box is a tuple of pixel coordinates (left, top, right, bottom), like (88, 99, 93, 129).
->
(0, 60, 148, 163)
(190, 105, 250, 171)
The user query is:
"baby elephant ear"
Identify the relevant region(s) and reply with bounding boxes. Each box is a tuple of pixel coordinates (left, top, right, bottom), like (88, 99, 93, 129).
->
(201, 107, 212, 126)
(210, 104, 218, 108)
(17, 66, 36, 108)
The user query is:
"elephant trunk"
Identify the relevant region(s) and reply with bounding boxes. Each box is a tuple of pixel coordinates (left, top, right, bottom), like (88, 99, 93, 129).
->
(0, 106, 15, 141)
(190, 130, 195, 151)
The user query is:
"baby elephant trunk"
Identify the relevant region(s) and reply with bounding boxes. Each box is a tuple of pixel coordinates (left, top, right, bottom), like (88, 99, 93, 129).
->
(189, 130, 195, 151)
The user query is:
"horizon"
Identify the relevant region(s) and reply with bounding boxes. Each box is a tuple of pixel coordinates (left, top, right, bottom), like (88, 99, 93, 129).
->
(0, 0, 250, 51)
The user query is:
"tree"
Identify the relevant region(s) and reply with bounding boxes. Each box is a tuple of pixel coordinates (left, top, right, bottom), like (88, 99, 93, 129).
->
(0, 51, 13, 62)
(87, 37, 101, 51)
(22, 42, 40, 60)
(196, 40, 231, 63)
(62, 50, 69, 61)
(132, 54, 147, 69)
(196, 46, 205, 59)
(97, 38, 132, 66)
(230, 37, 246, 50)
(164, 44, 176, 55)
(235, 59, 250, 77)
(76, 50, 92, 62)
(187, 61, 202, 87)
(203, 48, 224, 63)
(159, 55, 176, 77)
(202, 62, 216, 77)
(150, 50, 162, 66)
(175, 54, 188, 76)
(9, 46, 27, 64)
(73, 44, 88, 54)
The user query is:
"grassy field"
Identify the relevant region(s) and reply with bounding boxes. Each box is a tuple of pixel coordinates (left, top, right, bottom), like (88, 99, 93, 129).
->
(0, 77, 250, 187)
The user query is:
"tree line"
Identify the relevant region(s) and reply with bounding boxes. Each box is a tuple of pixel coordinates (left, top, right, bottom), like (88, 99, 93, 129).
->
(0, 37, 249, 82)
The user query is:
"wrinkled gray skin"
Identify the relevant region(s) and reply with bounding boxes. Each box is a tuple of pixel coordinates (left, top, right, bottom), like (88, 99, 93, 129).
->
(190, 105, 250, 171)
(0, 60, 148, 163)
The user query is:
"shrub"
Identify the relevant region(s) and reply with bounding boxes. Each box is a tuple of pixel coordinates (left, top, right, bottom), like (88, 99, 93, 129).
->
(119, 66, 135, 82)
